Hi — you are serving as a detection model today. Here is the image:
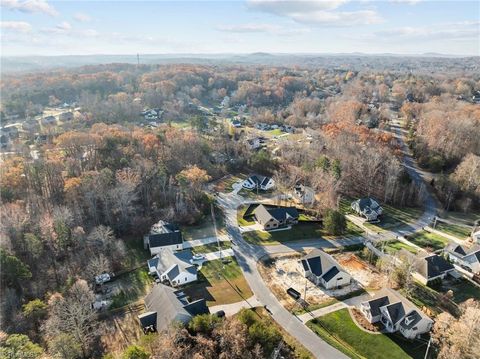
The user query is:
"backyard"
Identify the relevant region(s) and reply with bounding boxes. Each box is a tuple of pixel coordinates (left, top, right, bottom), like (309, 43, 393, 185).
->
(376, 240, 419, 255)
(183, 258, 253, 306)
(109, 268, 153, 309)
(181, 205, 225, 240)
(433, 222, 471, 240)
(438, 278, 480, 305)
(405, 231, 449, 251)
(242, 222, 363, 246)
(307, 309, 427, 359)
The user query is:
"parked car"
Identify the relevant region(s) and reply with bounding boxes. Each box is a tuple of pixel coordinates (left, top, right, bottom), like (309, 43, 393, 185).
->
(286, 287, 301, 300)
(95, 273, 113, 285)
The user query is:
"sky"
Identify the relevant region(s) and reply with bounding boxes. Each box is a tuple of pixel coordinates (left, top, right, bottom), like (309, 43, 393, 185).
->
(1, 0, 479, 56)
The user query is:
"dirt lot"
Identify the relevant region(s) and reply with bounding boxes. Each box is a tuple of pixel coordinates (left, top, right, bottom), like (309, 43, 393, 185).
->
(258, 252, 385, 311)
(333, 253, 386, 290)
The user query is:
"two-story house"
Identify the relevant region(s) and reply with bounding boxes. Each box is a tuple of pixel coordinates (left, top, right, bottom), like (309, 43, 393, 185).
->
(300, 249, 351, 290)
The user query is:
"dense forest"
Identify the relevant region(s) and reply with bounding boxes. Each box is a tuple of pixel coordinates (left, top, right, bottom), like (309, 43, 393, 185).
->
(1, 58, 479, 357)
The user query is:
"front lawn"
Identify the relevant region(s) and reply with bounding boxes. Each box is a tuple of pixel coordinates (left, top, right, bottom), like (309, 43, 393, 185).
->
(307, 309, 426, 359)
(191, 241, 231, 254)
(237, 204, 257, 226)
(377, 240, 419, 255)
(406, 231, 448, 251)
(434, 222, 471, 239)
(183, 258, 253, 306)
(242, 222, 363, 246)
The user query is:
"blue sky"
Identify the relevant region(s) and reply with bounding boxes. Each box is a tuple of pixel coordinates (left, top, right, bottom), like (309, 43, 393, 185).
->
(1, 0, 479, 56)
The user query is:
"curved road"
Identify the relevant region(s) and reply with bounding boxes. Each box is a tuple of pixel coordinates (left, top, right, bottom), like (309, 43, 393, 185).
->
(214, 119, 439, 359)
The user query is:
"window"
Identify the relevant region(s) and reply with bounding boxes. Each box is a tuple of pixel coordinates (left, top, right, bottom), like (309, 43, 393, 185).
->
(337, 277, 343, 281)
(185, 277, 187, 282)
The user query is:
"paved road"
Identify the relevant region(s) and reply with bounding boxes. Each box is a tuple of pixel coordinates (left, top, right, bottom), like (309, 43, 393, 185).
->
(212, 119, 440, 359)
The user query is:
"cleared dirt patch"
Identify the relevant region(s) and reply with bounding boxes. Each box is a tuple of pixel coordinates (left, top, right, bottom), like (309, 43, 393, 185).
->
(334, 253, 386, 290)
(258, 252, 375, 312)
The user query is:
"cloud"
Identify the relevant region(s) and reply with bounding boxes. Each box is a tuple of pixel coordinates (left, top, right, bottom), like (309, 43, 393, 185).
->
(217, 23, 309, 35)
(73, 12, 91, 22)
(246, 0, 382, 26)
(375, 21, 479, 41)
(0, 20, 32, 33)
(389, 0, 423, 4)
(1, 0, 58, 16)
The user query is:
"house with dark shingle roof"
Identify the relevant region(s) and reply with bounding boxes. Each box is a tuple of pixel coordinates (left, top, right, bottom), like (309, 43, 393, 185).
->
(360, 288, 433, 339)
(412, 253, 455, 285)
(300, 249, 351, 289)
(242, 174, 275, 191)
(444, 243, 480, 274)
(253, 204, 299, 230)
(351, 198, 383, 222)
(147, 249, 197, 287)
(144, 220, 183, 255)
(138, 283, 208, 334)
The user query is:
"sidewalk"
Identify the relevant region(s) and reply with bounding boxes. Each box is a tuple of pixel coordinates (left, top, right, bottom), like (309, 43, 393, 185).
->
(204, 248, 234, 261)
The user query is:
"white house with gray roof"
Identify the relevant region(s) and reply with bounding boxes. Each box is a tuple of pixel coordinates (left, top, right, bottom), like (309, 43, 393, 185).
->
(147, 249, 197, 287)
(242, 174, 275, 191)
(444, 243, 480, 274)
(144, 220, 183, 255)
(412, 252, 455, 285)
(300, 249, 351, 289)
(360, 288, 433, 339)
(351, 198, 383, 221)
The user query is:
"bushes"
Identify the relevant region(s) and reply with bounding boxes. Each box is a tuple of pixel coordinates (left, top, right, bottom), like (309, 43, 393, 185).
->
(188, 313, 222, 334)
(323, 210, 347, 235)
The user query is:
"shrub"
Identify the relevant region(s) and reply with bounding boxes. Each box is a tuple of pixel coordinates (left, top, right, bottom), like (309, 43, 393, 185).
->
(323, 210, 347, 235)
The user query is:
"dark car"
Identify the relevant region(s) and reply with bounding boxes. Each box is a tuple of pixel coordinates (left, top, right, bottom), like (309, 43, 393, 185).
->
(286, 287, 301, 300)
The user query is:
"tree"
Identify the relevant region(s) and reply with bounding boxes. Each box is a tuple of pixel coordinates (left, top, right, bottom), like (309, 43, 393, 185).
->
(122, 345, 149, 359)
(188, 313, 221, 334)
(0, 249, 32, 287)
(48, 333, 83, 359)
(45, 279, 98, 357)
(22, 299, 47, 331)
(323, 210, 346, 235)
(0, 334, 43, 359)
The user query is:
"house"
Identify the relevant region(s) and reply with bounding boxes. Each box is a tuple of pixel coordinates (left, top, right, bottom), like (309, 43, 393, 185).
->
(472, 91, 480, 104)
(472, 230, 480, 244)
(138, 283, 208, 334)
(360, 288, 433, 339)
(412, 253, 455, 285)
(300, 249, 351, 289)
(143, 220, 183, 255)
(147, 249, 197, 286)
(253, 204, 299, 230)
(22, 120, 40, 132)
(41, 115, 57, 126)
(444, 243, 480, 273)
(59, 112, 74, 122)
(242, 174, 275, 191)
(351, 198, 383, 222)
(246, 137, 262, 150)
(292, 184, 315, 205)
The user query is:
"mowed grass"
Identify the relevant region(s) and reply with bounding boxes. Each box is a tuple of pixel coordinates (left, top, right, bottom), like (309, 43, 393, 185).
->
(434, 222, 471, 239)
(442, 210, 480, 226)
(237, 204, 256, 226)
(182, 208, 225, 240)
(307, 309, 426, 359)
(242, 222, 363, 246)
(406, 231, 449, 251)
(184, 258, 253, 306)
(378, 240, 419, 255)
(191, 241, 231, 254)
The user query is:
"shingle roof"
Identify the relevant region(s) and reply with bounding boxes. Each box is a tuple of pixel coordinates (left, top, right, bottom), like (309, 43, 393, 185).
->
(150, 249, 197, 278)
(302, 249, 344, 283)
(414, 254, 454, 279)
(385, 302, 406, 325)
(141, 284, 208, 332)
(366, 296, 390, 317)
(445, 243, 466, 256)
(254, 204, 299, 223)
(148, 231, 183, 248)
(322, 266, 340, 282)
(399, 311, 422, 330)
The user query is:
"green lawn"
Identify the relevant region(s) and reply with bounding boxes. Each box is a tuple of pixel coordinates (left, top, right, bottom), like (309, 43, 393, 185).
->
(183, 258, 253, 306)
(406, 231, 449, 251)
(109, 268, 153, 309)
(182, 207, 225, 240)
(191, 241, 231, 254)
(237, 204, 257, 226)
(307, 309, 426, 359)
(122, 235, 150, 268)
(242, 222, 363, 246)
(434, 222, 471, 239)
(442, 210, 480, 226)
(215, 174, 247, 193)
(268, 128, 284, 136)
(377, 240, 419, 255)
(293, 289, 367, 315)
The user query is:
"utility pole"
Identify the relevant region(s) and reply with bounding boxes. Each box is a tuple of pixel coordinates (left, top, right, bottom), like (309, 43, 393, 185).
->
(137, 53, 140, 66)
(211, 203, 222, 262)
(423, 337, 431, 359)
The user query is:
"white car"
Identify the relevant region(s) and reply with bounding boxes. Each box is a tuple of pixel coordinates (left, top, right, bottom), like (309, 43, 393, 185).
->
(191, 254, 205, 263)
(95, 273, 111, 285)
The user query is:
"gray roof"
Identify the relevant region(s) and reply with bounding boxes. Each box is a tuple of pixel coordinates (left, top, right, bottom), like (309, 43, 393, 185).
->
(414, 253, 454, 280)
(140, 284, 208, 332)
(254, 204, 299, 223)
(399, 311, 423, 330)
(445, 243, 467, 256)
(302, 249, 344, 283)
(148, 231, 183, 248)
(248, 174, 271, 187)
(149, 249, 197, 278)
(362, 288, 432, 326)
